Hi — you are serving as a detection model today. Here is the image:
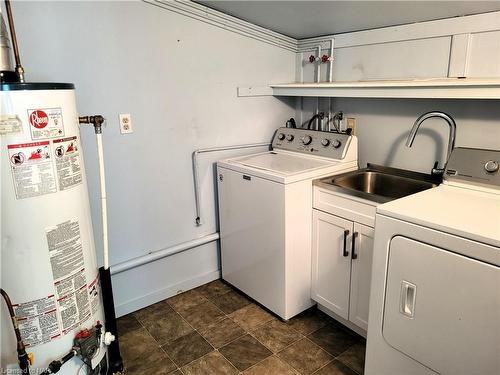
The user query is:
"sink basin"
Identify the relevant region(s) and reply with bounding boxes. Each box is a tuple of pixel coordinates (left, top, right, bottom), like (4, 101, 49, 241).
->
(318, 164, 440, 203)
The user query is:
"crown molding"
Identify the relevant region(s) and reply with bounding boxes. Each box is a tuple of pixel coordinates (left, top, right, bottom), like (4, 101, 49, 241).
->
(144, 0, 299, 52)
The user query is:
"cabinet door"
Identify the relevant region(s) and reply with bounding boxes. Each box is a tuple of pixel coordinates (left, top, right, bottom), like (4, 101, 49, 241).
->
(349, 223, 374, 331)
(311, 210, 353, 319)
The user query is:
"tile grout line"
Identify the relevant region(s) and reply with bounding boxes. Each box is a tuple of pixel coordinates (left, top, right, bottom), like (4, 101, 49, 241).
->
(214, 298, 247, 375)
(303, 331, 364, 375)
(330, 343, 364, 375)
(215, 297, 266, 374)
(131, 316, 182, 373)
(137, 301, 205, 372)
(165, 285, 244, 373)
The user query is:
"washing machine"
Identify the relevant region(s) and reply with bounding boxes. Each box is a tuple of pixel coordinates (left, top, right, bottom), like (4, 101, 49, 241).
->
(217, 127, 358, 320)
(365, 147, 500, 375)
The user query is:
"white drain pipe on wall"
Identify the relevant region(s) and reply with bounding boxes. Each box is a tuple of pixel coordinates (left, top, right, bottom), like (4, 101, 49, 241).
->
(328, 38, 335, 82)
(111, 232, 220, 275)
(193, 142, 271, 225)
(110, 141, 271, 275)
(96, 131, 110, 270)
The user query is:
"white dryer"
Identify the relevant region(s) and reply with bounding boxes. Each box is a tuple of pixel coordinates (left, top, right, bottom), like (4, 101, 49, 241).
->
(365, 147, 500, 375)
(217, 127, 358, 320)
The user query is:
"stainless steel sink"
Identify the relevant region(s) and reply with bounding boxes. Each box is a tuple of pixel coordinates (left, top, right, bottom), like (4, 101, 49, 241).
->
(317, 164, 440, 203)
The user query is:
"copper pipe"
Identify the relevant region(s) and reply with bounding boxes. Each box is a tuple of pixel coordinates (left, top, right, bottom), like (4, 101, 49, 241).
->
(0, 288, 22, 343)
(4, 0, 24, 81)
(1, 288, 30, 374)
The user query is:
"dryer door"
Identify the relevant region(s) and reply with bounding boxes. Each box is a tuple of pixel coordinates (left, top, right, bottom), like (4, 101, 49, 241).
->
(382, 236, 500, 375)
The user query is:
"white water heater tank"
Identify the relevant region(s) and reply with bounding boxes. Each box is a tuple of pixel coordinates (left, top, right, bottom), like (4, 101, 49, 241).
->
(1, 83, 106, 374)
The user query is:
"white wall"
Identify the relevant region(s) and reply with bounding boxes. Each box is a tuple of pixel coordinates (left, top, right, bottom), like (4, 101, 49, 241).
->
(299, 97, 500, 173)
(333, 98, 500, 173)
(10, 1, 296, 315)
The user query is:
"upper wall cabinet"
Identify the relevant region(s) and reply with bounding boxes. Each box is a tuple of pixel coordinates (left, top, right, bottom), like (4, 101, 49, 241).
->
(275, 11, 500, 99)
(450, 31, 500, 78)
(301, 37, 452, 82)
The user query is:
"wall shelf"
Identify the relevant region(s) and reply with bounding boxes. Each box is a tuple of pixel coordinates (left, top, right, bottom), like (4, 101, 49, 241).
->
(271, 78, 500, 99)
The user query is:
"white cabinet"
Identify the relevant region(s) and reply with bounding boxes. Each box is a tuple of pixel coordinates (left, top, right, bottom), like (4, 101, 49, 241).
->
(311, 210, 352, 319)
(311, 208, 374, 331)
(349, 223, 374, 331)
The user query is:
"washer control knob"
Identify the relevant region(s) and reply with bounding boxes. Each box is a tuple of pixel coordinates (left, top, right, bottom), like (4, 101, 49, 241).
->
(277, 133, 285, 140)
(302, 135, 312, 145)
(484, 160, 499, 173)
(332, 139, 342, 148)
(321, 139, 330, 147)
(286, 134, 295, 141)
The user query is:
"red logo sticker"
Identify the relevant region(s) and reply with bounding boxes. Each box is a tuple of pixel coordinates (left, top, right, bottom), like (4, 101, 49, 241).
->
(29, 110, 49, 129)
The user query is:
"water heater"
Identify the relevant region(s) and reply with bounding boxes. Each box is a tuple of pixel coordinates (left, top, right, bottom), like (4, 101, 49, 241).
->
(1, 83, 107, 374)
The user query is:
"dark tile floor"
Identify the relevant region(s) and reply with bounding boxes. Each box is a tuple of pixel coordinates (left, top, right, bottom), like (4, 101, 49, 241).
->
(117, 279, 366, 375)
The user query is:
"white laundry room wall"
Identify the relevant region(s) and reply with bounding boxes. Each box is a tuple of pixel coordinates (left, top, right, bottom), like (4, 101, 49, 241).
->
(8, 1, 296, 316)
(330, 98, 500, 173)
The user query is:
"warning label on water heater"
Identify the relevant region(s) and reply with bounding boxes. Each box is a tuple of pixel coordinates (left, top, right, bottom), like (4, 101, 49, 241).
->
(53, 136, 82, 190)
(7, 141, 57, 199)
(47, 219, 92, 334)
(13, 295, 61, 347)
(28, 108, 65, 140)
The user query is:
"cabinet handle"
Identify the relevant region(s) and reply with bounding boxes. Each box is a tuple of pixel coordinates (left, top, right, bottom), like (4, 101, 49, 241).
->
(342, 230, 349, 257)
(351, 232, 358, 259)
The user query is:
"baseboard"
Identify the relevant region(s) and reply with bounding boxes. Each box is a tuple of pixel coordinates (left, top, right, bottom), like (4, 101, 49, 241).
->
(114, 269, 221, 317)
(318, 304, 367, 338)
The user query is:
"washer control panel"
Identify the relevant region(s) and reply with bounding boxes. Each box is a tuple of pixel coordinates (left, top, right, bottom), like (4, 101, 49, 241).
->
(445, 147, 500, 187)
(272, 127, 352, 159)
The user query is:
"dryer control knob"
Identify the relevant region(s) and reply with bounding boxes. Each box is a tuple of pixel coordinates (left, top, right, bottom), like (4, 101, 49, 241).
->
(277, 133, 285, 140)
(332, 139, 342, 148)
(302, 135, 312, 145)
(286, 134, 295, 141)
(484, 160, 499, 173)
(321, 139, 330, 147)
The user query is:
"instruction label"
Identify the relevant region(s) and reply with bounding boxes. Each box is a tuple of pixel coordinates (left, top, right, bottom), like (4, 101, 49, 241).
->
(47, 219, 92, 334)
(13, 295, 61, 347)
(53, 136, 82, 191)
(28, 108, 64, 140)
(47, 219, 85, 279)
(8, 141, 57, 199)
(0, 115, 22, 135)
(55, 268, 92, 334)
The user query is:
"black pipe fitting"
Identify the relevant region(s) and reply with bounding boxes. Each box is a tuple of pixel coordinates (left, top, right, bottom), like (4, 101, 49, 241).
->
(79, 115, 105, 134)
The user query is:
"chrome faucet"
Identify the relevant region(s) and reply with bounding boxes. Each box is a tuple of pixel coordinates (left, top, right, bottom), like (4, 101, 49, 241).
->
(406, 111, 456, 176)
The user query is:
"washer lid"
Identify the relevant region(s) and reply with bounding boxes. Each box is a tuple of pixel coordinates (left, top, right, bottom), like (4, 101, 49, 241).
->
(230, 152, 334, 175)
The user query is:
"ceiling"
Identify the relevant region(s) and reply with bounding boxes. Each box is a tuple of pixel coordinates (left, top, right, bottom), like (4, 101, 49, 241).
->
(197, 1, 500, 39)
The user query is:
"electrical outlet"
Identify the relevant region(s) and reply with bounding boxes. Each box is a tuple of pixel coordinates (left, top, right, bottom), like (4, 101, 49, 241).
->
(347, 117, 357, 135)
(119, 114, 133, 134)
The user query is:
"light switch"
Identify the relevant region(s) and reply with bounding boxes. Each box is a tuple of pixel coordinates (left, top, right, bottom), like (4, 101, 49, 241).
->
(119, 113, 133, 134)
